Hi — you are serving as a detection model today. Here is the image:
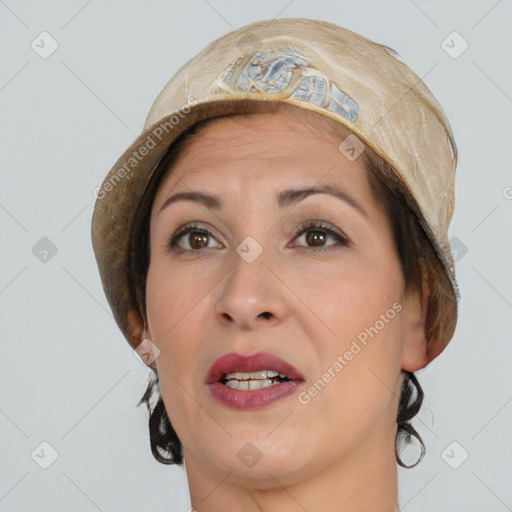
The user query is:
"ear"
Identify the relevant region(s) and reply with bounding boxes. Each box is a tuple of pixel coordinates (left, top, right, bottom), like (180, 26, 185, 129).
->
(401, 280, 430, 372)
(126, 309, 158, 371)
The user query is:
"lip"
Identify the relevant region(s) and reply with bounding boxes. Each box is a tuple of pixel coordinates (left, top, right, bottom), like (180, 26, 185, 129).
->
(205, 352, 305, 411)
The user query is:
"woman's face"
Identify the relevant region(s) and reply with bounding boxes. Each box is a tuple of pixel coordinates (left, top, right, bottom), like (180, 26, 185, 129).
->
(145, 107, 427, 486)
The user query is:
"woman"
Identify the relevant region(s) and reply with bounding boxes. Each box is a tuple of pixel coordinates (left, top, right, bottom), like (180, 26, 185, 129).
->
(92, 18, 458, 511)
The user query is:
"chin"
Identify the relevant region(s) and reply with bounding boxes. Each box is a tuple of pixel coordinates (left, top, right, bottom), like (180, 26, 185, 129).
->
(191, 432, 314, 484)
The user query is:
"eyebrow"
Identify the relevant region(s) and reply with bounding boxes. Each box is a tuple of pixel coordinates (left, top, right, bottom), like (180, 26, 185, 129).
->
(158, 184, 368, 219)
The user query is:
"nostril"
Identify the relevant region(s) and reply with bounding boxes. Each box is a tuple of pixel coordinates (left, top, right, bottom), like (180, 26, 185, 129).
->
(221, 312, 233, 322)
(258, 311, 272, 319)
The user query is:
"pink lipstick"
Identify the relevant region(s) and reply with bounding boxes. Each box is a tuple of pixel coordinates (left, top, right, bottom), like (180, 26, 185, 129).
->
(206, 352, 305, 410)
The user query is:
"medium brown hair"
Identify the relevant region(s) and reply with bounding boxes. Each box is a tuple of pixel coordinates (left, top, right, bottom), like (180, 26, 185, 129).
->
(128, 107, 454, 468)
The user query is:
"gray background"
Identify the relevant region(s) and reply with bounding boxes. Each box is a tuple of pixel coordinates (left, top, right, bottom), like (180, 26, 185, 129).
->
(1, 0, 511, 511)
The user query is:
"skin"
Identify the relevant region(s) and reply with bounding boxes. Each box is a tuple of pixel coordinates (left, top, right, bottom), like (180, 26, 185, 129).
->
(143, 105, 429, 512)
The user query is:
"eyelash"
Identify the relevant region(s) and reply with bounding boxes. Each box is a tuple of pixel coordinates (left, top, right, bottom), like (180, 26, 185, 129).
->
(168, 220, 349, 253)
(169, 224, 216, 252)
(292, 220, 348, 251)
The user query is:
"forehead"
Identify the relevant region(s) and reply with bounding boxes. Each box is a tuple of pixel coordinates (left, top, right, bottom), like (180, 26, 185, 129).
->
(151, 107, 373, 206)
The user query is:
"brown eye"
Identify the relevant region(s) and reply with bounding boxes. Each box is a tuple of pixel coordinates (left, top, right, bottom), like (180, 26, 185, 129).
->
(305, 230, 328, 247)
(293, 220, 348, 251)
(187, 232, 209, 249)
(169, 224, 222, 252)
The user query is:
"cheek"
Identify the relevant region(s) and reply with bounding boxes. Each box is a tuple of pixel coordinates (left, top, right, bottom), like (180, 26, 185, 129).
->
(292, 244, 405, 345)
(145, 263, 209, 422)
(292, 245, 405, 410)
(298, 281, 404, 451)
(146, 256, 204, 334)
(145, 261, 203, 366)
(145, 256, 221, 390)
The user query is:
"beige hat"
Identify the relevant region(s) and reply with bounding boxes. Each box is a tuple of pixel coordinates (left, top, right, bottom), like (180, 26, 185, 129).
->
(91, 17, 459, 360)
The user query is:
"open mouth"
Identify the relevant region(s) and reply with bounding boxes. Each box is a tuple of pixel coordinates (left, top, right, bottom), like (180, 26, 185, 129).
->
(206, 352, 305, 410)
(221, 369, 292, 390)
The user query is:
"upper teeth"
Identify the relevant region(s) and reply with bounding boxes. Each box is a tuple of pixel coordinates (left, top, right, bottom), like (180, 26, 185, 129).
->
(224, 370, 287, 380)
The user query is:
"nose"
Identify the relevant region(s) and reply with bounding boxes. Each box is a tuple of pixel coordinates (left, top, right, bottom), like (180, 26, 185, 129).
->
(215, 248, 291, 331)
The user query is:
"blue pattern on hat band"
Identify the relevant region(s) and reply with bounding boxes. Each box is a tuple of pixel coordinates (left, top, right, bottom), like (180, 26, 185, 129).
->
(222, 48, 359, 122)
